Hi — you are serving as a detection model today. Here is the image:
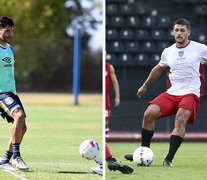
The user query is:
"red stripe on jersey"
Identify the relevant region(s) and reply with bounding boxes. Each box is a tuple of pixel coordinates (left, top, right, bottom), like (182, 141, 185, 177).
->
(166, 68, 171, 89)
(199, 63, 205, 100)
(105, 63, 111, 119)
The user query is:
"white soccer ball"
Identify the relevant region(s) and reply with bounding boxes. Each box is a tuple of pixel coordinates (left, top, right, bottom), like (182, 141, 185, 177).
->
(79, 139, 100, 160)
(133, 146, 154, 166)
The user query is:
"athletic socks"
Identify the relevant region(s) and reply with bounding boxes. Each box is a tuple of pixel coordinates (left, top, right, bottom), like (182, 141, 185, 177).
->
(12, 143, 21, 159)
(141, 128, 154, 147)
(0, 150, 13, 165)
(165, 135, 183, 162)
(106, 156, 116, 162)
(105, 143, 113, 160)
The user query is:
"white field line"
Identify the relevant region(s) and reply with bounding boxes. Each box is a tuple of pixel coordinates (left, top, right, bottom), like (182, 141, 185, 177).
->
(28, 162, 97, 166)
(2, 169, 27, 180)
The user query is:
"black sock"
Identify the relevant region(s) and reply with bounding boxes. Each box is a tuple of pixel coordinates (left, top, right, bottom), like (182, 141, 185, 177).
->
(165, 135, 183, 162)
(106, 156, 116, 162)
(0, 150, 13, 165)
(141, 128, 154, 147)
(12, 143, 21, 159)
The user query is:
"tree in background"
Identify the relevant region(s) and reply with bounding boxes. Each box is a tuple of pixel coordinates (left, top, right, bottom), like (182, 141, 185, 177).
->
(0, 0, 102, 92)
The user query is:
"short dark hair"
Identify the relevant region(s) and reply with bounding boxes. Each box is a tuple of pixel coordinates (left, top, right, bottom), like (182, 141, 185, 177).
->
(173, 18, 190, 30)
(0, 16, 14, 29)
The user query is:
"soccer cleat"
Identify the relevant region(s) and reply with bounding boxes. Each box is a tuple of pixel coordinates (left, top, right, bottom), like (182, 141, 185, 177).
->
(0, 162, 18, 171)
(107, 160, 134, 174)
(163, 159, 173, 167)
(94, 158, 103, 165)
(91, 166, 103, 176)
(124, 153, 133, 162)
(12, 157, 29, 170)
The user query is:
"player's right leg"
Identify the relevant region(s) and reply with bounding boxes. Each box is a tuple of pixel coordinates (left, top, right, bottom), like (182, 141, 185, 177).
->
(0, 138, 17, 171)
(0, 121, 27, 171)
(124, 104, 162, 161)
(0, 140, 17, 171)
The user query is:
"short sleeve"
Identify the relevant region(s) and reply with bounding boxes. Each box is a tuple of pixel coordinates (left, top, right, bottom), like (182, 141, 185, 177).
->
(159, 48, 168, 67)
(201, 44, 207, 63)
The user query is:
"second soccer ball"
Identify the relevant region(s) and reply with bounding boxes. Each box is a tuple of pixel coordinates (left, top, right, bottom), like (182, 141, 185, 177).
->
(133, 146, 154, 166)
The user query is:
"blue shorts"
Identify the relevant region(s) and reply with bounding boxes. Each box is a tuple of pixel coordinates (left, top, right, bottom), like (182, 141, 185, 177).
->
(0, 92, 26, 123)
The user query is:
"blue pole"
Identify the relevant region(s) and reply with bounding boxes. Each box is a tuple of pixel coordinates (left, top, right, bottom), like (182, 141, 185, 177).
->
(73, 24, 81, 105)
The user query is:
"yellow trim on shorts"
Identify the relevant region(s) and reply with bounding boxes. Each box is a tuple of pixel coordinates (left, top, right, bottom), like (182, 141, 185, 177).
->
(0, 101, 10, 114)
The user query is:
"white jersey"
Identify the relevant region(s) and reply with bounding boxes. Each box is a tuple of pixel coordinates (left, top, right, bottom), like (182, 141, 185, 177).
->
(159, 40, 207, 98)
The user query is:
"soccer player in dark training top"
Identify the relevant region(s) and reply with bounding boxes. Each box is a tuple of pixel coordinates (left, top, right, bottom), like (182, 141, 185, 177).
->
(124, 18, 207, 166)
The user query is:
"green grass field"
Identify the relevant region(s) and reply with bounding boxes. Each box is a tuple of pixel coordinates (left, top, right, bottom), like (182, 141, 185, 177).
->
(106, 142, 207, 180)
(0, 93, 102, 180)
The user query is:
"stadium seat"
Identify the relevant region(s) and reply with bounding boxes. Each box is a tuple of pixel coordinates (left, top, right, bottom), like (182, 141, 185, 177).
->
(119, 53, 133, 63)
(142, 41, 156, 53)
(157, 42, 171, 52)
(150, 9, 158, 17)
(151, 54, 161, 62)
(135, 29, 150, 40)
(157, 16, 171, 28)
(142, 16, 157, 28)
(120, 4, 135, 14)
(135, 3, 149, 15)
(106, 29, 118, 40)
(120, 29, 134, 40)
(135, 54, 151, 65)
(106, 53, 118, 62)
(190, 28, 198, 41)
(110, 41, 125, 52)
(195, 4, 207, 15)
(106, 4, 119, 14)
(198, 33, 207, 44)
(110, 16, 125, 27)
(126, 42, 140, 52)
(126, 16, 141, 27)
(106, 16, 110, 27)
(166, 29, 174, 41)
(151, 29, 165, 40)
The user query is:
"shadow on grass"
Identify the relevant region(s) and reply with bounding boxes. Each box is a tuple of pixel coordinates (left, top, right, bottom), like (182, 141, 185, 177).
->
(58, 171, 91, 174)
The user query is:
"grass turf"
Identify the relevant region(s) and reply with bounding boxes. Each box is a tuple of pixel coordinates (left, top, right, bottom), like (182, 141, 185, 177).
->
(0, 93, 102, 180)
(106, 142, 207, 180)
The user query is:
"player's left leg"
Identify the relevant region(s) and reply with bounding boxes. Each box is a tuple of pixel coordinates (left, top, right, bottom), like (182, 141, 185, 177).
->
(124, 104, 162, 162)
(163, 107, 190, 167)
(11, 107, 29, 170)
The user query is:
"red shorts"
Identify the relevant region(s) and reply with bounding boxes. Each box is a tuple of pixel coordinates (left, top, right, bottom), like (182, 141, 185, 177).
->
(149, 92, 200, 124)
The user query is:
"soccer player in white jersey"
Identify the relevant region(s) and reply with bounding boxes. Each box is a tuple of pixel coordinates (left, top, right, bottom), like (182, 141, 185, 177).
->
(124, 18, 207, 166)
(0, 16, 29, 171)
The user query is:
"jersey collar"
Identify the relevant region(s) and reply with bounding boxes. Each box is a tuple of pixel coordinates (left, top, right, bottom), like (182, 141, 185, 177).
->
(176, 40, 191, 49)
(0, 44, 7, 49)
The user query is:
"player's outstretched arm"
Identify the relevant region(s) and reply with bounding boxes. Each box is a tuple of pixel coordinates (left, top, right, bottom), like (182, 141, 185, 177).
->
(137, 64, 166, 98)
(110, 65, 120, 107)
